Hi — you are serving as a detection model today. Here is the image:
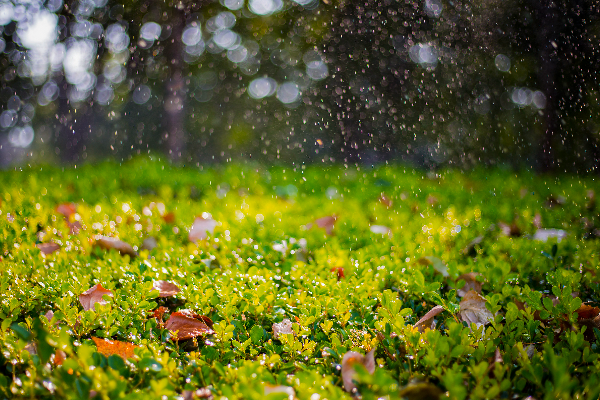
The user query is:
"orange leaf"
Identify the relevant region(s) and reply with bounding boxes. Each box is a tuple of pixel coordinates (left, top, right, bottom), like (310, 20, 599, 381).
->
(56, 203, 77, 218)
(79, 284, 113, 311)
(37, 242, 60, 255)
(341, 349, 375, 392)
(331, 266, 345, 280)
(576, 304, 600, 321)
(152, 281, 181, 297)
(95, 235, 137, 257)
(162, 212, 176, 224)
(165, 312, 214, 340)
(92, 337, 139, 359)
(188, 216, 218, 242)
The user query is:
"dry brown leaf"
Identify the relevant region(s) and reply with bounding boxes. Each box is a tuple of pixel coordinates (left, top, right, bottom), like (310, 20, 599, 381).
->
(456, 273, 483, 297)
(37, 242, 60, 255)
(162, 212, 176, 224)
(575, 304, 600, 320)
(79, 284, 113, 311)
(152, 281, 181, 297)
(341, 349, 376, 392)
(414, 305, 444, 332)
(189, 216, 218, 242)
(95, 235, 137, 257)
(272, 318, 293, 339)
(92, 337, 139, 359)
(56, 203, 77, 218)
(458, 290, 495, 329)
(165, 312, 214, 340)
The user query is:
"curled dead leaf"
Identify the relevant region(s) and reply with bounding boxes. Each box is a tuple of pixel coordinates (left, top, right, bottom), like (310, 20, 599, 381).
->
(458, 290, 495, 329)
(79, 284, 113, 311)
(273, 318, 293, 339)
(456, 272, 483, 297)
(414, 305, 444, 333)
(341, 349, 376, 392)
(92, 337, 139, 359)
(37, 242, 60, 256)
(165, 312, 214, 340)
(152, 281, 181, 297)
(189, 216, 218, 242)
(95, 235, 137, 257)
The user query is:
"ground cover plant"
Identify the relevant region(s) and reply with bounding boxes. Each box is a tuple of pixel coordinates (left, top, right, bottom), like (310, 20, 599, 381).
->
(1, 158, 599, 400)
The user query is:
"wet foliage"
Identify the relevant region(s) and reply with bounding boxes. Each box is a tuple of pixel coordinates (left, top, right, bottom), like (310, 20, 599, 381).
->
(1, 158, 600, 399)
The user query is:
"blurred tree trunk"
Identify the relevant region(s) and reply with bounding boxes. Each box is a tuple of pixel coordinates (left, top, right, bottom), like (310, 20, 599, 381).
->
(164, 6, 187, 163)
(534, 1, 560, 172)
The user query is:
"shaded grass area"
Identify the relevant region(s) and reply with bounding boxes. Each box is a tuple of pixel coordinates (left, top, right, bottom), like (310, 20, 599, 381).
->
(1, 158, 599, 399)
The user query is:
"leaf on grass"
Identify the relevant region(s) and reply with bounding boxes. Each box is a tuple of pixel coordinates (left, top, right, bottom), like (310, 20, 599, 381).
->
(182, 388, 213, 400)
(458, 290, 495, 329)
(162, 212, 176, 224)
(189, 216, 218, 242)
(575, 304, 600, 341)
(95, 235, 137, 257)
(341, 349, 376, 392)
(152, 281, 180, 297)
(150, 306, 168, 323)
(456, 272, 482, 297)
(414, 305, 444, 333)
(330, 266, 345, 280)
(54, 350, 67, 366)
(272, 319, 293, 339)
(56, 203, 77, 218)
(79, 284, 113, 311)
(165, 312, 214, 340)
(264, 384, 296, 397)
(379, 194, 392, 208)
(307, 215, 337, 235)
(92, 337, 139, 359)
(175, 309, 214, 329)
(575, 304, 600, 320)
(37, 242, 60, 255)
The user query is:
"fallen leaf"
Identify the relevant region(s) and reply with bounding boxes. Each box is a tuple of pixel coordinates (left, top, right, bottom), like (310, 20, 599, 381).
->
(189, 216, 218, 242)
(307, 215, 337, 235)
(414, 305, 444, 332)
(37, 242, 60, 255)
(95, 235, 137, 257)
(272, 318, 293, 339)
(79, 284, 114, 311)
(152, 281, 180, 297)
(456, 272, 483, 297)
(264, 384, 295, 398)
(182, 388, 213, 400)
(533, 229, 567, 242)
(56, 203, 77, 218)
(575, 304, 600, 320)
(458, 290, 495, 329)
(165, 312, 214, 340)
(175, 309, 214, 329)
(162, 212, 176, 224)
(91, 337, 139, 359)
(341, 349, 376, 392)
(150, 306, 168, 324)
(331, 266, 345, 280)
(379, 194, 393, 208)
(54, 350, 67, 366)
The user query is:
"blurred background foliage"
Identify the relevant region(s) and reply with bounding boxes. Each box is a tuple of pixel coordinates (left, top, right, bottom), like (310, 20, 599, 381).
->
(0, 0, 598, 171)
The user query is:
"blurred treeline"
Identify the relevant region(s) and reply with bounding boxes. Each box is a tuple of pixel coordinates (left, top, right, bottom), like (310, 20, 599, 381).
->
(0, 0, 598, 172)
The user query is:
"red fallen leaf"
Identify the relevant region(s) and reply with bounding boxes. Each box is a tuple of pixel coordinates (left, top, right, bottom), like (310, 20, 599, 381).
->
(414, 305, 444, 332)
(379, 194, 393, 208)
(54, 350, 67, 366)
(91, 337, 139, 359)
(152, 281, 181, 297)
(175, 309, 214, 329)
(458, 290, 495, 329)
(576, 304, 600, 320)
(95, 235, 137, 258)
(272, 319, 293, 339)
(188, 216, 218, 242)
(67, 220, 82, 235)
(79, 284, 113, 311)
(162, 212, 176, 224)
(165, 312, 214, 340)
(37, 242, 60, 255)
(456, 272, 483, 297)
(315, 215, 336, 235)
(150, 306, 168, 323)
(341, 349, 376, 392)
(56, 203, 77, 218)
(331, 266, 345, 280)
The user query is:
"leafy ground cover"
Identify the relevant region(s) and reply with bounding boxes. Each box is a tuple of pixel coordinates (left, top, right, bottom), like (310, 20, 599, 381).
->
(1, 158, 599, 400)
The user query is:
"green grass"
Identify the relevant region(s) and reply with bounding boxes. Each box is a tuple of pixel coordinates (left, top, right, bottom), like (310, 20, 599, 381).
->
(1, 158, 599, 399)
